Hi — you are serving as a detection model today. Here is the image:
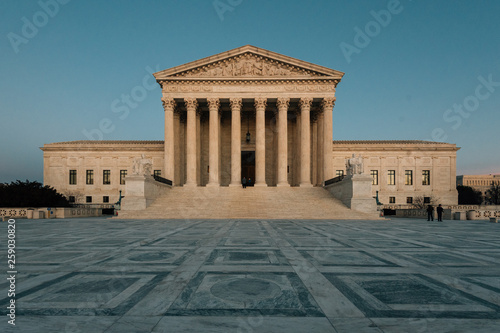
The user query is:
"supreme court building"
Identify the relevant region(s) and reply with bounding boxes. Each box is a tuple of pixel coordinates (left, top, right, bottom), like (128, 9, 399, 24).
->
(41, 45, 459, 208)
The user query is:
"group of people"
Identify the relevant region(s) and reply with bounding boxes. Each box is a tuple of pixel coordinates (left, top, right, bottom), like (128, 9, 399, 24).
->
(426, 204, 444, 222)
(241, 177, 252, 188)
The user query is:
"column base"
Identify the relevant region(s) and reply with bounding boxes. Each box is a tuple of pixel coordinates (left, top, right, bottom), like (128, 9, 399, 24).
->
(299, 183, 313, 188)
(229, 183, 242, 187)
(206, 182, 220, 188)
(184, 182, 198, 187)
(276, 182, 290, 187)
(254, 183, 267, 187)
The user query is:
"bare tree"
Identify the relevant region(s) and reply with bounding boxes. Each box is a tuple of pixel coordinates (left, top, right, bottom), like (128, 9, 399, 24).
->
(63, 190, 84, 204)
(410, 195, 440, 209)
(485, 182, 500, 205)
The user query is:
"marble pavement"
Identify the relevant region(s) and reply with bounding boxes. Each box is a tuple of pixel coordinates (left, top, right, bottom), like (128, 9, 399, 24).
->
(1, 218, 500, 332)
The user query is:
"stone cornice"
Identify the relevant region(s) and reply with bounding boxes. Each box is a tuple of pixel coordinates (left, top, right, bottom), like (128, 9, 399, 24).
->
(40, 140, 460, 152)
(40, 140, 164, 152)
(332, 140, 460, 152)
(160, 78, 340, 85)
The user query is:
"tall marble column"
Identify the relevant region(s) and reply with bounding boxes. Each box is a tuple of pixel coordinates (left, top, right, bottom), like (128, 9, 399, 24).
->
(317, 111, 324, 185)
(300, 97, 313, 187)
(162, 97, 176, 183)
(312, 115, 318, 186)
(184, 98, 198, 186)
(207, 98, 220, 187)
(254, 97, 267, 187)
(174, 111, 181, 186)
(277, 97, 289, 187)
(229, 98, 242, 187)
(322, 97, 335, 182)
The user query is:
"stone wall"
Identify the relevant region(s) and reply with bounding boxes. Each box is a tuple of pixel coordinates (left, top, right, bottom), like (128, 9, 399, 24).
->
(324, 174, 377, 215)
(121, 175, 170, 211)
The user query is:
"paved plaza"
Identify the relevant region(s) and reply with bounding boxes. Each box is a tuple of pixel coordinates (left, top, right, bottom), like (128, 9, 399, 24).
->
(1, 217, 500, 332)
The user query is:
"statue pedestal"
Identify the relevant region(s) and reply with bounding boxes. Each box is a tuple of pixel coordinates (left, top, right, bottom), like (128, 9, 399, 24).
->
(325, 174, 377, 215)
(121, 175, 170, 211)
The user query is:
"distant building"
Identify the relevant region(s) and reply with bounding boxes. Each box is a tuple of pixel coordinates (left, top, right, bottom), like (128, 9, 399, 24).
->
(457, 174, 500, 202)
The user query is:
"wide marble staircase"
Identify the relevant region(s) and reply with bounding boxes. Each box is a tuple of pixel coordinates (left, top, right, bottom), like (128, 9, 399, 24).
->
(117, 186, 379, 220)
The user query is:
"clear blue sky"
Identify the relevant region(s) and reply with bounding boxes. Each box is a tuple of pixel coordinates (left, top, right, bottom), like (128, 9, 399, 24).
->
(1, 0, 499, 183)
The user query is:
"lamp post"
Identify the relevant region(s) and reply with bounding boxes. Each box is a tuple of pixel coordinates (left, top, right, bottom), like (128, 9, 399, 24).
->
(246, 112, 251, 143)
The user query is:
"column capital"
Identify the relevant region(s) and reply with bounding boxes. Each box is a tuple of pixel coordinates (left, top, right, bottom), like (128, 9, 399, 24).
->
(254, 97, 267, 110)
(299, 97, 313, 109)
(276, 97, 290, 109)
(321, 97, 336, 109)
(207, 98, 221, 110)
(184, 98, 198, 111)
(161, 97, 176, 112)
(230, 98, 243, 111)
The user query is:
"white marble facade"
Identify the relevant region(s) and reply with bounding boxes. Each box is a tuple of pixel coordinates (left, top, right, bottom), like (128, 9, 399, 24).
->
(41, 46, 459, 206)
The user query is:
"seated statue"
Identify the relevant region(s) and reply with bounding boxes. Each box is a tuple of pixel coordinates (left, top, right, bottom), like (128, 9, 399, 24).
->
(132, 154, 153, 176)
(346, 154, 364, 176)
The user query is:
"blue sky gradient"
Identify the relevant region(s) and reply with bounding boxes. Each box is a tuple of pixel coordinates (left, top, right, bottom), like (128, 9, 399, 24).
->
(1, 0, 499, 183)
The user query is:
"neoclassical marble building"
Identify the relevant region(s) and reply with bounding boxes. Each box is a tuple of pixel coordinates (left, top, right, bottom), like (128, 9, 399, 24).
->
(41, 45, 459, 207)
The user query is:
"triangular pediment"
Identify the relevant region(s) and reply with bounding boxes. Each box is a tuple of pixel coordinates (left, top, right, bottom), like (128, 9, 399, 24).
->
(154, 45, 344, 80)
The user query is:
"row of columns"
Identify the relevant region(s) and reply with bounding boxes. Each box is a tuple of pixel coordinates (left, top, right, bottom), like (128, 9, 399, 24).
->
(162, 97, 336, 187)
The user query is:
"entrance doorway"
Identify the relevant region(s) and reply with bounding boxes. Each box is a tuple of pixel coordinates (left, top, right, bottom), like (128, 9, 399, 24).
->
(241, 151, 255, 186)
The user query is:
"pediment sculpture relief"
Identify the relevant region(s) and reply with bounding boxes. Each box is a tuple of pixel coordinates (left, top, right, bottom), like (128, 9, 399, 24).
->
(176, 54, 324, 78)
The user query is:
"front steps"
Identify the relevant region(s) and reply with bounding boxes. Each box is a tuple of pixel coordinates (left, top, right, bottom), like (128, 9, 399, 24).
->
(117, 186, 379, 220)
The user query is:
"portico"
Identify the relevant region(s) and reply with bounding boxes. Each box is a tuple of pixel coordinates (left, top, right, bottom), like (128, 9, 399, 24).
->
(155, 45, 343, 187)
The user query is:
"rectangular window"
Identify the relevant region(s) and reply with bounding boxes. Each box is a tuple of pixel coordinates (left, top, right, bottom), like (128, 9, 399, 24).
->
(69, 196, 75, 203)
(422, 170, 430, 185)
(424, 197, 431, 204)
(103, 170, 111, 185)
(407, 197, 413, 204)
(371, 170, 378, 185)
(389, 196, 396, 203)
(69, 170, 77, 185)
(120, 170, 127, 185)
(336, 170, 344, 177)
(387, 170, 396, 185)
(86, 196, 92, 203)
(154, 170, 161, 177)
(86, 170, 94, 185)
(103, 196, 109, 203)
(405, 170, 413, 185)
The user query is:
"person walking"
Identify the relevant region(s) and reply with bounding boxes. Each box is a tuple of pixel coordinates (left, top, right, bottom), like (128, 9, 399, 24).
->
(426, 205, 434, 221)
(437, 204, 444, 222)
(242, 177, 247, 189)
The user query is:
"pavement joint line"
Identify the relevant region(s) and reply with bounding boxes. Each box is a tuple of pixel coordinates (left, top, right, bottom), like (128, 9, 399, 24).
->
(122, 220, 235, 316)
(261, 220, 366, 319)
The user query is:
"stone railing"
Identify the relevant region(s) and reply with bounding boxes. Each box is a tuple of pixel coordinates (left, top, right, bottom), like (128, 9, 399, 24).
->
(385, 205, 500, 221)
(395, 209, 452, 220)
(0, 207, 102, 220)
